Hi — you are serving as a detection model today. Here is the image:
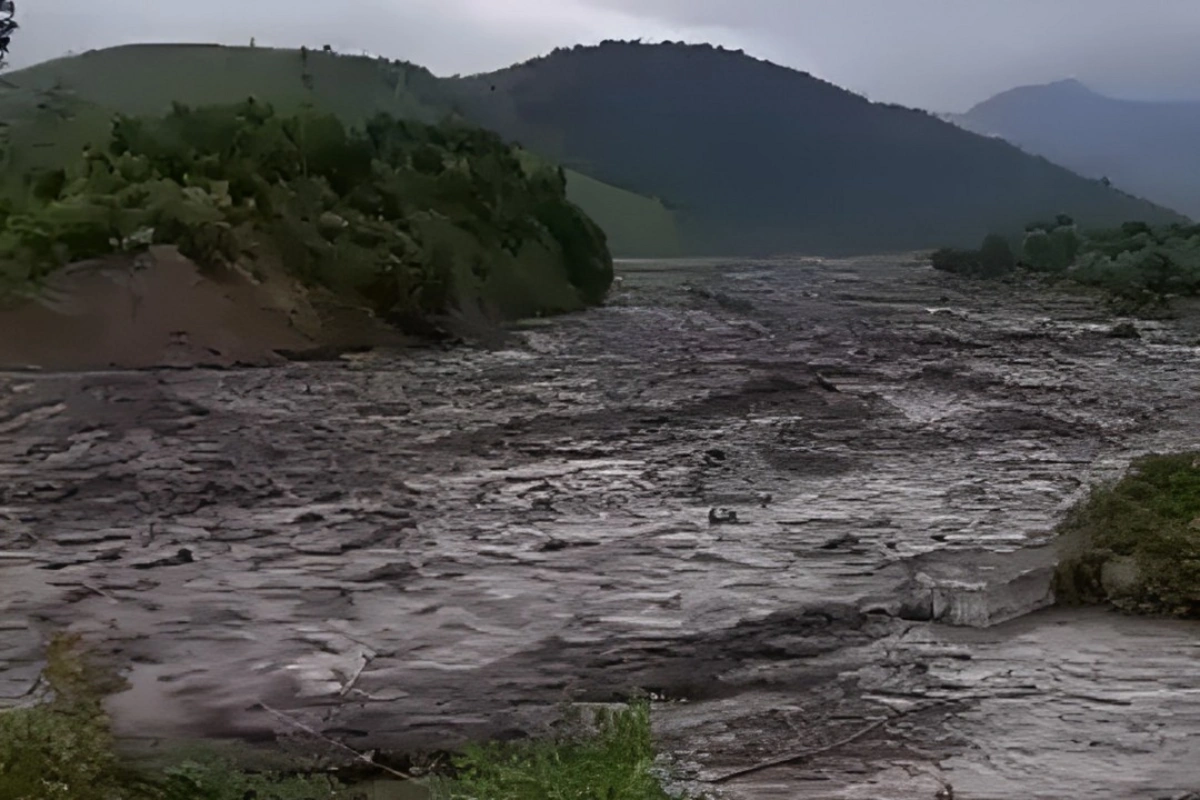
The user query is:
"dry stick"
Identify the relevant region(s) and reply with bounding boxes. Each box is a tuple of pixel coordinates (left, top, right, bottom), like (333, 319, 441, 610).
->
(709, 714, 893, 784)
(339, 653, 373, 698)
(709, 697, 977, 784)
(81, 582, 120, 604)
(256, 702, 415, 782)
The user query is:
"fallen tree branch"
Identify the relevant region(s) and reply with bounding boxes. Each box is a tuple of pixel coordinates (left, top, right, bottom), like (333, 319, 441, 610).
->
(709, 714, 892, 784)
(708, 697, 972, 784)
(256, 702, 414, 782)
(339, 651, 373, 698)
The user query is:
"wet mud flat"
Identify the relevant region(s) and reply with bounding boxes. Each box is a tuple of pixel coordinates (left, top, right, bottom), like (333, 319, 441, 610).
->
(2, 256, 1199, 798)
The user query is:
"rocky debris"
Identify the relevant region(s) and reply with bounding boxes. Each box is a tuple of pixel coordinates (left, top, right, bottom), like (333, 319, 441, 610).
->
(708, 508, 740, 525)
(3, 256, 1200, 797)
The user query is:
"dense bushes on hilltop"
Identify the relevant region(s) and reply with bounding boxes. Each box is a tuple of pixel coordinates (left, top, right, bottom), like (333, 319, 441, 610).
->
(0, 101, 612, 323)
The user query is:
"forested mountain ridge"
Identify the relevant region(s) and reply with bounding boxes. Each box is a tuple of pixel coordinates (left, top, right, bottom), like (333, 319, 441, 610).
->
(443, 41, 1184, 255)
(1, 41, 1185, 258)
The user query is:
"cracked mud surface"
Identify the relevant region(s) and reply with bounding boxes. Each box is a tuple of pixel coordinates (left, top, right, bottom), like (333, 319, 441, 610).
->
(2, 256, 1199, 798)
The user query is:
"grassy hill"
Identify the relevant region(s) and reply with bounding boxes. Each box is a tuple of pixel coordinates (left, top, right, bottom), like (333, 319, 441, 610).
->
(952, 79, 1200, 220)
(443, 41, 1186, 255)
(0, 44, 680, 257)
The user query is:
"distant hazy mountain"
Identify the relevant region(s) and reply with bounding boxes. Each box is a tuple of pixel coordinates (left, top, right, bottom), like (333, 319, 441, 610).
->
(442, 43, 1181, 255)
(953, 79, 1200, 219)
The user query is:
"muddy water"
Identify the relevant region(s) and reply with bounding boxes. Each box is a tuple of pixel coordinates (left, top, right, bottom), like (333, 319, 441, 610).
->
(1, 256, 1198, 798)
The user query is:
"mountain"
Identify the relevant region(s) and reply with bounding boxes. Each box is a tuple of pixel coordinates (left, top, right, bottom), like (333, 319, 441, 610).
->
(442, 42, 1183, 255)
(0, 44, 681, 257)
(1, 42, 1183, 258)
(953, 79, 1200, 219)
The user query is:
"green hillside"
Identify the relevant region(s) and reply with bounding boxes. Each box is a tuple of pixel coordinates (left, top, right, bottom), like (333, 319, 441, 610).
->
(444, 41, 1187, 255)
(2, 44, 440, 123)
(0, 44, 680, 257)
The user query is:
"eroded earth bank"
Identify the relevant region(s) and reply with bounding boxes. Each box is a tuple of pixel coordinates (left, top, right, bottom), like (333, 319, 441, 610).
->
(2, 257, 1199, 799)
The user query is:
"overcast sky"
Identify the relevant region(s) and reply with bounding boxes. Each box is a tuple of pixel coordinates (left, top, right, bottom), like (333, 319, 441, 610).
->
(11, 0, 1200, 111)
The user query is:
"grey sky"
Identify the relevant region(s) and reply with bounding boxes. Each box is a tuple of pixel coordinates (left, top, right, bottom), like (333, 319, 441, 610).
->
(12, 0, 1200, 111)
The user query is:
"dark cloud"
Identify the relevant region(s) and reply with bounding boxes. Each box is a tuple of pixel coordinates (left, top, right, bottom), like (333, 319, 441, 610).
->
(9, 0, 1200, 110)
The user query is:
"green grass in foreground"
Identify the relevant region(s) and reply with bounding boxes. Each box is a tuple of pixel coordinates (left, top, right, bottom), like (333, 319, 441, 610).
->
(433, 703, 670, 800)
(1, 637, 675, 799)
(1055, 452, 1200, 617)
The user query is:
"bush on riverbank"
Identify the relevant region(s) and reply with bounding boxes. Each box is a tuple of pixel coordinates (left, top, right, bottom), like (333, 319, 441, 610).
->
(1055, 453, 1200, 618)
(0, 101, 613, 326)
(933, 218, 1200, 312)
(930, 233, 1015, 278)
(2, 638, 676, 799)
(1072, 222, 1200, 308)
(1021, 218, 1080, 272)
(0, 636, 342, 799)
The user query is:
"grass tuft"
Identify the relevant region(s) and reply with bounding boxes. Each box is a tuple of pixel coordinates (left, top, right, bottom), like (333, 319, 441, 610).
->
(433, 703, 672, 800)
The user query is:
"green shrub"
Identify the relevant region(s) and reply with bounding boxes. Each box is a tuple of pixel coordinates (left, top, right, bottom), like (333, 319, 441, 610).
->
(930, 233, 1015, 278)
(930, 247, 980, 275)
(0, 636, 345, 799)
(0, 635, 135, 800)
(1021, 226, 1079, 272)
(1070, 223, 1200, 306)
(0, 102, 613, 326)
(1055, 453, 1200, 617)
(978, 233, 1015, 276)
(935, 217, 1200, 311)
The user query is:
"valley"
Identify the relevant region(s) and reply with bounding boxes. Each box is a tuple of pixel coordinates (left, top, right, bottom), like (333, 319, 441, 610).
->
(3, 257, 1198, 798)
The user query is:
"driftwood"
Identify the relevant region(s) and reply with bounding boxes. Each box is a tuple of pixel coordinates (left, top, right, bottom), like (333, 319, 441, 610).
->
(339, 651, 374, 697)
(256, 702, 413, 782)
(706, 695, 1016, 784)
(709, 714, 892, 784)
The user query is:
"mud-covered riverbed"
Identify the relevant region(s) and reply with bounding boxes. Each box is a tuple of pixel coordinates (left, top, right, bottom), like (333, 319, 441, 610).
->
(2, 256, 1198, 798)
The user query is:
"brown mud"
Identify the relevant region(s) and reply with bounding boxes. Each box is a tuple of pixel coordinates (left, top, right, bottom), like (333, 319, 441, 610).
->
(0, 245, 401, 370)
(1, 256, 1198, 798)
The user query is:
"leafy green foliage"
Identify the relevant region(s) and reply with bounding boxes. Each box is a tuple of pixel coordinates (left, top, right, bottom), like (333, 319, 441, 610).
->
(1021, 220, 1080, 272)
(1071, 222, 1200, 306)
(434, 703, 670, 800)
(153, 762, 340, 800)
(0, 637, 345, 799)
(1055, 453, 1200, 617)
(933, 218, 1200, 313)
(930, 233, 1014, 278)
(2, 644, 674, 799)
(0, 101, 613, 324)
(0, 636, 127, 800)
(0, 44, 676, 258)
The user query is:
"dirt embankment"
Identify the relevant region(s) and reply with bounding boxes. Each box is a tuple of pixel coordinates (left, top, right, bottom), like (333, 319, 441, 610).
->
(0, 246, 402, 371)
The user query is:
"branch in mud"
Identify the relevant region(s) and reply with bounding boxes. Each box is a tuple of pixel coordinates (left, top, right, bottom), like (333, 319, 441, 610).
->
(256, 702, 414, 782)
(705, 697, 977, 785)
(707, 713, 893, 784)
